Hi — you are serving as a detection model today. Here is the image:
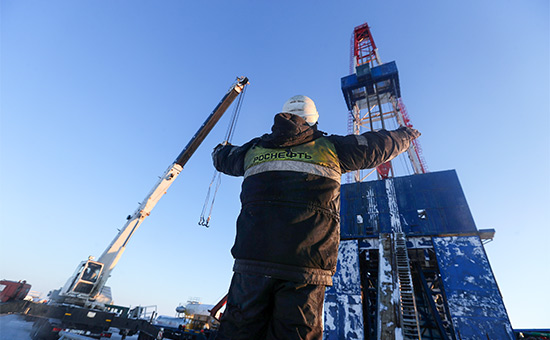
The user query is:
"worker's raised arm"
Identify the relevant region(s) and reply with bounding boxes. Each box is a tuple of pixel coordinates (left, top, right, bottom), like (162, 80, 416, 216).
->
(330, 126, 420, 173)
(212, 138, 259, 177)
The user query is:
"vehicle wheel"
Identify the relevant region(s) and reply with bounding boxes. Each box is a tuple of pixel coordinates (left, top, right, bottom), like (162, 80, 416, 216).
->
(30, 319, 59, 340)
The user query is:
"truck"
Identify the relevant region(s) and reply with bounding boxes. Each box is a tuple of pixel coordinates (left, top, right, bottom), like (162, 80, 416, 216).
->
(0, 77, 249, 340)
(0, 280, 32, 303)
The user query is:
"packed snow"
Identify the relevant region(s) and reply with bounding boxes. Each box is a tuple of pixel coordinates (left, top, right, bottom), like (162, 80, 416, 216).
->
(0, 314, 139, 340)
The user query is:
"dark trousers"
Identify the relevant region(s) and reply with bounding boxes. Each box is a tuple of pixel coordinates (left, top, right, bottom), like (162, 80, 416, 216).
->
(215, 272, 326, 340)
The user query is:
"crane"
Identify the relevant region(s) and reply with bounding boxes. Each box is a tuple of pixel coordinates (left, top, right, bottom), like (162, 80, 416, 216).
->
(53, 77, 249, 309)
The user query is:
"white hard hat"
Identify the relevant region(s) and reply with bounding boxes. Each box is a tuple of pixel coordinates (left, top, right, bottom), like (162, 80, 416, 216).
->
(282, 95, 319, 126)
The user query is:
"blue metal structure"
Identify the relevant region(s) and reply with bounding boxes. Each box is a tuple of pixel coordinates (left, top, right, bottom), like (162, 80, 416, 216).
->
(341, 61, 401, 111)
(326, 22, 516, 339)
(339, 170, 477, 238)
(324, 171, 515, 339)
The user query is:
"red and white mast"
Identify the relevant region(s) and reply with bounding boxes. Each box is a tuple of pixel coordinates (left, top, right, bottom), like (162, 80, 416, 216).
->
(346, 23, 427, 181)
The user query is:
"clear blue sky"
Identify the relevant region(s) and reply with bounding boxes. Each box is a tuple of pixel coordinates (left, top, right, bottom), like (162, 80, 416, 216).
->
(1, 0, 548, 329)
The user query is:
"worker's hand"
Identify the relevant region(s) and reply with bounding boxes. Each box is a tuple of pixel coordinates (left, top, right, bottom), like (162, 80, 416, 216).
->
(212, 143, 225, 156)
(212, 142, 233, 156)
(399, 126, 421, 140)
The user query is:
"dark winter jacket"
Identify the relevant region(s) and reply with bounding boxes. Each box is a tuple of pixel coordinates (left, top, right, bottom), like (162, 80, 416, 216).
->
(212, 113, 417, 285)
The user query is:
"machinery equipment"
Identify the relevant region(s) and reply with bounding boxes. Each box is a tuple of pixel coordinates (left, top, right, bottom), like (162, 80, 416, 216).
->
(51, 76, 248, 309)
(1, 76, 249, 340)
(325, 22, 519, 340)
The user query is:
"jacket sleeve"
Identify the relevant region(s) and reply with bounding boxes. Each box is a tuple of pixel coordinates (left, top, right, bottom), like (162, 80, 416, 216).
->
(329, 127, 418, 173)
(211, 138, 259, 177)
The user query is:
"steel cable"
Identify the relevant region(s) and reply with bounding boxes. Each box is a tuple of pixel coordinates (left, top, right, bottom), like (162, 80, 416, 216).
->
(198, 85, 247, 227)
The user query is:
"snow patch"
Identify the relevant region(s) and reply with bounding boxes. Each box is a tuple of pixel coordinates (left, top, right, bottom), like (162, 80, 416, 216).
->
(366, 187, 379, 232)
(378, 241, 393, 295)
(385, 179, 402, 232)
(324, 301, 337, 331)
(331, 240, 360, 295)
(394, 327, 404, 340)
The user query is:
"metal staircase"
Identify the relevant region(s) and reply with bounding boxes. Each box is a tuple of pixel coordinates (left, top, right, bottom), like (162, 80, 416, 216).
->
(394, 232, 422, 339)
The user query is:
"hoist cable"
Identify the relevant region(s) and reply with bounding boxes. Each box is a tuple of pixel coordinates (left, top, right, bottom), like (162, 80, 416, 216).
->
(198, 86, 247, 227)
(224, 85, 247, 142)
(198, 171, 222, 227)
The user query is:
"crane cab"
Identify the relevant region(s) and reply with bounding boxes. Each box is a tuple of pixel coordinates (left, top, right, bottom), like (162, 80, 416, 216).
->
(61, 259, 104, 298)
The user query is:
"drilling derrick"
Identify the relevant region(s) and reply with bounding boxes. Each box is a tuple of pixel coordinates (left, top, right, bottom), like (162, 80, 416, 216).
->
(343, 23, 427, 182)
(323, 23, 515, 340)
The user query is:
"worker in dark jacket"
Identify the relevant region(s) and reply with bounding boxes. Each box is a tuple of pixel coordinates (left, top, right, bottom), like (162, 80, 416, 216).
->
(212, 95, 420, 340)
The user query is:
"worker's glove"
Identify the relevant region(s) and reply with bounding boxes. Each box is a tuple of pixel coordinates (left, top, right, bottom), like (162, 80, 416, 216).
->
(398, 126, 421, 140)
(213, 143, 223, 153)
(212, 142, 233, 158)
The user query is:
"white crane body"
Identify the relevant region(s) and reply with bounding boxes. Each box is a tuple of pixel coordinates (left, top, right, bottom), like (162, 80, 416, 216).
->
(55, 77, 249, 308)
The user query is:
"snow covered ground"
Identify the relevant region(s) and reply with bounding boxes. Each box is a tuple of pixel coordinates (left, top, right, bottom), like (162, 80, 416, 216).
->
(0, 315, 32, 340)
(0, 314, 139, 340)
